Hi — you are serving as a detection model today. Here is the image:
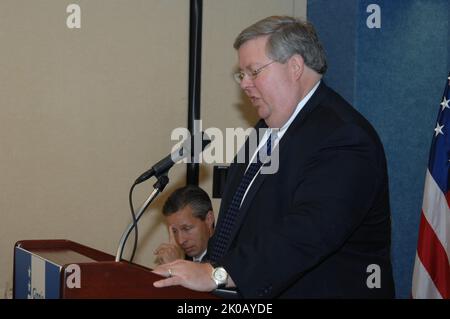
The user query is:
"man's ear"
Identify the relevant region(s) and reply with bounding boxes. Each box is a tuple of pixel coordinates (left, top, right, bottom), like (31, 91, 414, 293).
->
(289, 54, 305, 80)
(206, 210, 215, 229)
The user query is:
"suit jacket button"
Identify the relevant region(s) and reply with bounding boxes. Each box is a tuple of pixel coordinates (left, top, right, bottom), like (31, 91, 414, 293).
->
(263, 285, 273, 295)
(257, 288, 265, 297)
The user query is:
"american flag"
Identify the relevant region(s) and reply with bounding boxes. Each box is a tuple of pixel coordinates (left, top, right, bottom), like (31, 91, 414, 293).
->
(412, 72, 450, 299)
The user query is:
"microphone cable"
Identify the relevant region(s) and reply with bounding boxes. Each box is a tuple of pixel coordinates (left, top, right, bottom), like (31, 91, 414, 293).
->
(128, 181, 139, 263)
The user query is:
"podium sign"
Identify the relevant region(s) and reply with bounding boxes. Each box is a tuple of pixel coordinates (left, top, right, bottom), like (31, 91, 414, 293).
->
(14, 247, 61, 299)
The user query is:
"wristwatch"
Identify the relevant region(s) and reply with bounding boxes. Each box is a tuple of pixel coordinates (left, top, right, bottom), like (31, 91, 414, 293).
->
(211, 266, 228, 289)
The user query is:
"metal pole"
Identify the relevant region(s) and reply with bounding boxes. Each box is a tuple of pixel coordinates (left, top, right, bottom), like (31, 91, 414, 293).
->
(186, 0, 203, 185)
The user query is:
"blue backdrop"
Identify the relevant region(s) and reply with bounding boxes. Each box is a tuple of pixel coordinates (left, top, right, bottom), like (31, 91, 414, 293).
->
(308, 0, 450, 298)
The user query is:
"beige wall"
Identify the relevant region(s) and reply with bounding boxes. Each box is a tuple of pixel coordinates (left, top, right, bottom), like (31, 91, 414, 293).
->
(0, 0, 306, 298)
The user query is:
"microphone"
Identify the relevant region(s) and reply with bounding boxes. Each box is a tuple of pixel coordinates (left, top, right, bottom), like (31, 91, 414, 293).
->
(134, 132, 211, 184)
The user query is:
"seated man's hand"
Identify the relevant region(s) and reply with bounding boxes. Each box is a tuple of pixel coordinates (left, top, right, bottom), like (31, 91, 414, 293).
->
(154, 226, 184, 265)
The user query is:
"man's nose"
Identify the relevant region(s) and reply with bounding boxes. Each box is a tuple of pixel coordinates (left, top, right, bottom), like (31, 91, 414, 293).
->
(240, 74, 253, 90)
(178, 233, 188, 245)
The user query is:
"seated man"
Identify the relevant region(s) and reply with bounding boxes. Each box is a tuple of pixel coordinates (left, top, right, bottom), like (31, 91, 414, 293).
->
(154, 185, 215, 264)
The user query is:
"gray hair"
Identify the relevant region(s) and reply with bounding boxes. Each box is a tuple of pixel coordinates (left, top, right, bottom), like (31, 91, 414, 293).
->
(234, 16, 327, 74)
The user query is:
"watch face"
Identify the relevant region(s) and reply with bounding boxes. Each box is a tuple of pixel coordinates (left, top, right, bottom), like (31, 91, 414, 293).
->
(214, 267, 227, 282)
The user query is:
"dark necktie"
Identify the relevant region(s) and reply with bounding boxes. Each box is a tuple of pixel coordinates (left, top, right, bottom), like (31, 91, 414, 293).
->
(210, 132, 274, 262)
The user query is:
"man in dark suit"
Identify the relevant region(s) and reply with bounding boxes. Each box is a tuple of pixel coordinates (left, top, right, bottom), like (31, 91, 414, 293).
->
(154, 185, 215, 264)
(153, 16, 395, 298)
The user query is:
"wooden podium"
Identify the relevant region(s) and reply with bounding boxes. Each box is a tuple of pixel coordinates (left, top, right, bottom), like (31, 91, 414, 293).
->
(13, 239, 216, 299)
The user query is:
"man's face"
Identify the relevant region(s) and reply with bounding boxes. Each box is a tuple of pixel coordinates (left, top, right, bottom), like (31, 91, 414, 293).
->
(165, 205, 213, 258)
(238, 36, 298, 128)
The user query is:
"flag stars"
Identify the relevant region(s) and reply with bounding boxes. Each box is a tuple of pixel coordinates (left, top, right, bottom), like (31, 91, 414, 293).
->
(434, 123, 444, 137)
(441, 97, 450, 111)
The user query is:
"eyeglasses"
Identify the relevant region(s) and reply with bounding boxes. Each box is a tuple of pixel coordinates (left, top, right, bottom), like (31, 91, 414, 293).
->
(233, 60, 276, 84)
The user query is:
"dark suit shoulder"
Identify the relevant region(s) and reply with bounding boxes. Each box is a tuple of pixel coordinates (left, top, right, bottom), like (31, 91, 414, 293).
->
(304, 83, 384, 148)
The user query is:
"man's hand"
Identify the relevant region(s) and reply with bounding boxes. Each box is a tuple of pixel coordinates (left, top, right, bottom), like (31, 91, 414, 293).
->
(152, 260, 217, 292)
(154, 226, 184, 265)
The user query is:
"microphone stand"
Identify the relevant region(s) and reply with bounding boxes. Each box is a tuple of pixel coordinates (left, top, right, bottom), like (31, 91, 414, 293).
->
(115, 173, 169, 262)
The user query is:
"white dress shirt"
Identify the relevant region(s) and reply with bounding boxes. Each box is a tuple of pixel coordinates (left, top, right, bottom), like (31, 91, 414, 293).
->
(192, 249, 207, 262)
